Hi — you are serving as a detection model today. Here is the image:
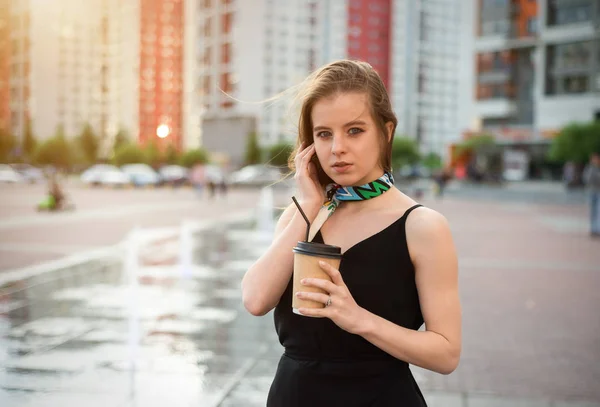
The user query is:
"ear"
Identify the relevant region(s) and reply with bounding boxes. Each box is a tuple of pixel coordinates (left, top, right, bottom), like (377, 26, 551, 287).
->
(385, 122, 394, 143)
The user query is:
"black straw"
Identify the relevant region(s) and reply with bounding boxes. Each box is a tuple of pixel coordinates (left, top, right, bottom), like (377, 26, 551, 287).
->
(291, 196, 310, 242)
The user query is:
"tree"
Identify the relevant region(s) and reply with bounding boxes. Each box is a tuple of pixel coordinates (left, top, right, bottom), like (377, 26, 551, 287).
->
(244, 131, 261, 165)
(391, 136, 421, 170)
(453, 134, 496, 160)
(113, 128, 130, 153)
(22, 119, 37, 161)
(34, 125, 72, 170)
(266, 142, 294, 168)
(112, 143, 146, 166)
(548, 121, 600, 164)
(422, 152, 442, 170)
(144, 140, 162, 168)
(164, 143, 180, 165)
(0, 128, 17, 163)
(179, 148, 209, 168)
(77, 123, 99, 165)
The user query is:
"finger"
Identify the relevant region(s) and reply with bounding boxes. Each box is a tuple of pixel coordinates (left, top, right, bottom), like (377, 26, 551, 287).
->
(296, 143, 314, 160)
(295, 147, 314, 171)
(296, 291, 329, 304)
(301, 277, 338, 294)
(300, 145, 315, 168)
(298, 307, 327, 318)
(318, 261, 345, 286)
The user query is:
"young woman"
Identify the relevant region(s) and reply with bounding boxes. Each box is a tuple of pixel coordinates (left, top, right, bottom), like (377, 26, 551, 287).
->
(241, 60, 461, 406)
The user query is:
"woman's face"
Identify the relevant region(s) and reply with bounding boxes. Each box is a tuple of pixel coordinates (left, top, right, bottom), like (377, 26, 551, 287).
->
(311, 92, 389, 186)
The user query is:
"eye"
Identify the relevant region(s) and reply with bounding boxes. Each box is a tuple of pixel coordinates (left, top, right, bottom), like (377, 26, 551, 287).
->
(348, 127, 364, 135)
(316, 131, 332, 138)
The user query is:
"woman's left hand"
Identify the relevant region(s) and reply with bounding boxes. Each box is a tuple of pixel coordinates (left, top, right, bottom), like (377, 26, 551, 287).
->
(296, 261, 369, 335)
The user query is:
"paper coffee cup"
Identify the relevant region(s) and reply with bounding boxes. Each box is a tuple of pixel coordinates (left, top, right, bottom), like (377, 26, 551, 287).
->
(292, 241, 342, 315)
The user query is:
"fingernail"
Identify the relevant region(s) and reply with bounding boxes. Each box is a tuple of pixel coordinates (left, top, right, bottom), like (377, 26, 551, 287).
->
(301, 279, 306, 284)
(319, 261, 326, 267)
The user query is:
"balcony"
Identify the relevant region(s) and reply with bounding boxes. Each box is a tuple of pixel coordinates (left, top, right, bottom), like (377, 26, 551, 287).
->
(475, 99, 518, 118)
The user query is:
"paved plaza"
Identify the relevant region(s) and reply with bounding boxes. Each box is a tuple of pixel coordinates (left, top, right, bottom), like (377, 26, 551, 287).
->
(0, 181, 598, 406)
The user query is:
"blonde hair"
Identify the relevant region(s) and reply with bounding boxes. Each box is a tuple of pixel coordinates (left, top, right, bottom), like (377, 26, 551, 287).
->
(288, 60, 398, 186)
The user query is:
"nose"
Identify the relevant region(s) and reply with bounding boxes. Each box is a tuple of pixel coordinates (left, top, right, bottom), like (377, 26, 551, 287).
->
(331, 132, 346, 156)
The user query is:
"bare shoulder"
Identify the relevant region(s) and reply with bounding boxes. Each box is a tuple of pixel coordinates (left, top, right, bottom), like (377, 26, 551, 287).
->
(405, 207, 454, 260)
(405, 206, 451, 237)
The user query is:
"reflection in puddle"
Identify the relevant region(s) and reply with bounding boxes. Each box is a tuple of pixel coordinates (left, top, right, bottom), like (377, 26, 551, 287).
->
(0, 219, 280, 406)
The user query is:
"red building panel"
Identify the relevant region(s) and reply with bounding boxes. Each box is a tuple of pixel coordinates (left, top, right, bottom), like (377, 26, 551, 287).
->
(139, 0, 184, 150)
(346, 0, 392, 89)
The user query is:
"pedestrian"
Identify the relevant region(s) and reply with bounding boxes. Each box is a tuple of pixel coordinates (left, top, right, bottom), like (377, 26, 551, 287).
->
(241, 60, 461, 406)
(583, 152, 600, 238)
(434, 166, 452, 199)
(190, 163, 205, 198)
(563, 161, 576, 190)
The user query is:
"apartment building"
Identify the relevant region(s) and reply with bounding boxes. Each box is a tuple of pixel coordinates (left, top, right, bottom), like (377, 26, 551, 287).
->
(473, 0, 600, 141)
(391, 0, 462, 157)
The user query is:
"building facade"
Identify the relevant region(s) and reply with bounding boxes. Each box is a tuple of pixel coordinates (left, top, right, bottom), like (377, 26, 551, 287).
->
(194, 0, 462, 162)
(0, 0, 10, 131)
(196, 0, 317, 163)
(390, 0, 462, 158)
(473, 0, 600, 143)
(1, 0, 135, 155)
(138, 0, 185, 150)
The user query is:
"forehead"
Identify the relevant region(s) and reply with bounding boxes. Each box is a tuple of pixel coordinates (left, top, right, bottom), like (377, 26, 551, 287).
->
(311, 92, 372, 126)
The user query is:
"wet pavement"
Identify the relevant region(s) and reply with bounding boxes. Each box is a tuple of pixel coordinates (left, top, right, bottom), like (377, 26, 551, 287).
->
(0, 220, 281, 407)
(1, 189, 600, 406)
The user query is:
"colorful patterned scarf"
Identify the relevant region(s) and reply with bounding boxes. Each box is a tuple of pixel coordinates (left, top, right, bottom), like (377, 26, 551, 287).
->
(308, 171, 394, 241)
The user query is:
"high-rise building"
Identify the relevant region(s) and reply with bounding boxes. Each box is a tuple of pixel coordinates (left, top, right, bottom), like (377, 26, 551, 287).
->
(138, 0, 185, 150)
(0, 0, 10, 131)
(313, 0, 462, 158)
(1, 0, 133, 155)
(195, 0, 463, 164)
(391, 0, 462, 157)
(472, 0, 600, 143)
(6, 0, 31, 141)
(196, 0, 317, 165)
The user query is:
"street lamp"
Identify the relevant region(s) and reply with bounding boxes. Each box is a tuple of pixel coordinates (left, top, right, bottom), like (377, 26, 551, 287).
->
(156, 124, 170, 139)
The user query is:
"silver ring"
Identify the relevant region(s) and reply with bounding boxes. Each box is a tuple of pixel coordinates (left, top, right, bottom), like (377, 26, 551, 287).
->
(325, 297, 332, 307)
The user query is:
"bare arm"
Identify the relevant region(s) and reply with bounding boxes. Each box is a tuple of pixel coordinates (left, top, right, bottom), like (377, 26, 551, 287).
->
(241, 201, 321, 316)
(357, 208, 462, 374)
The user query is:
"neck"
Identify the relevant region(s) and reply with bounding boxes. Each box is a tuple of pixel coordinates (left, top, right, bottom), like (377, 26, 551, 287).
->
(338, 186, 400, 214)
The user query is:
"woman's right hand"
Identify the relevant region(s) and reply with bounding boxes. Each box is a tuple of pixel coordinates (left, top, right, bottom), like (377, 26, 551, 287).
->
(293, 143, 325, 215)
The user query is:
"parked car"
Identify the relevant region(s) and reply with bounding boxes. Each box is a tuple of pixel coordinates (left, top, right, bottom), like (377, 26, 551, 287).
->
(10, 164, 45, 183)
(0, 164, 24, 183)
(158, 165, 189, 186)
(121, 164, 161, 187)
(80, 164, 130, 187)
(228, 164, 283, 187)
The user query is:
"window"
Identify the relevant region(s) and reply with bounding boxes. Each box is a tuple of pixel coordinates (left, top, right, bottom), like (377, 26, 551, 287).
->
(546, 42, 593, 95)
(555, 41, 592, 70)
(526, 17, 537, 35)
(562, 76, 588, 94)
(204, 18, 211, 37)
(548, 0, 592, 26)
(222, 12, 233, 35)
(221, 43, 231, 64)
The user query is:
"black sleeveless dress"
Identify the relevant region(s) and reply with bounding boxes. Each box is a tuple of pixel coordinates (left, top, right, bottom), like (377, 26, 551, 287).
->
(267, 204, 427, 407)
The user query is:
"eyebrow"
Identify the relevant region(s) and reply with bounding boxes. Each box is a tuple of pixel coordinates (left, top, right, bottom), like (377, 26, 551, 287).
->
(313, 120, 368, 132)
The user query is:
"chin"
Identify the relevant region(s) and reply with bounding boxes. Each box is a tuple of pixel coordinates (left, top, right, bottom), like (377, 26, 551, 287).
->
(326, 170, 362, 186)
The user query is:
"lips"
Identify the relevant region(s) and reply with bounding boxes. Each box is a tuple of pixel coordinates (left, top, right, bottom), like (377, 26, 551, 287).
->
(332, 163, 352, 173)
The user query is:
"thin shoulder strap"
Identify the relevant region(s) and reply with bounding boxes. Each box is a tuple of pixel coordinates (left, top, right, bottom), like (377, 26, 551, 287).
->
(402, 204, 423, 219)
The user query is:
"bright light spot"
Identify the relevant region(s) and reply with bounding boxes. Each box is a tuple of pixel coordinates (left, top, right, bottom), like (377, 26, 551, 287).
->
(156, 124, 170, 138)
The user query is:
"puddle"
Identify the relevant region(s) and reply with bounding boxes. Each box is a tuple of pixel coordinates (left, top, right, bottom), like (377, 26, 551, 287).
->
(0, 218, 281, 406)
